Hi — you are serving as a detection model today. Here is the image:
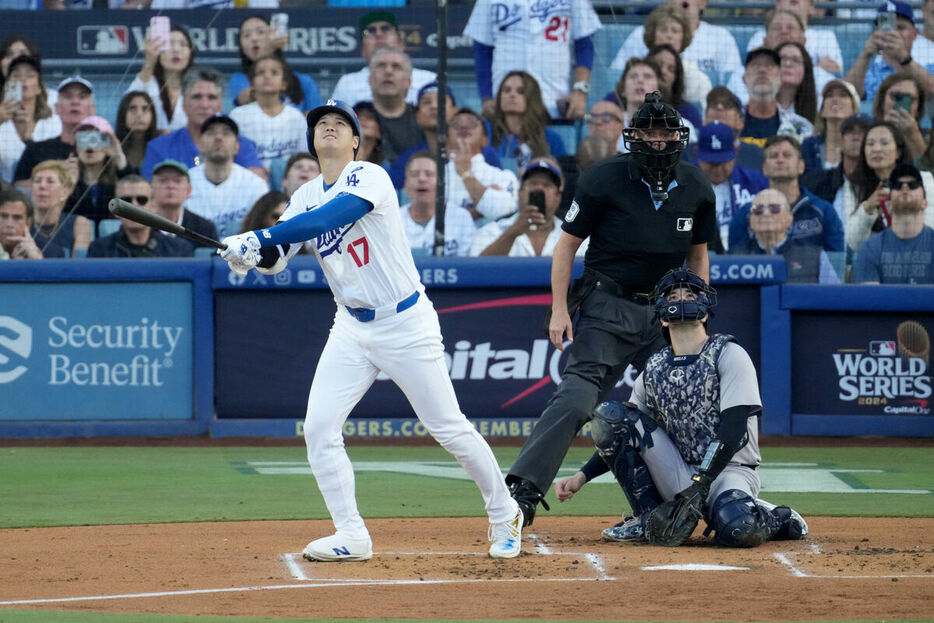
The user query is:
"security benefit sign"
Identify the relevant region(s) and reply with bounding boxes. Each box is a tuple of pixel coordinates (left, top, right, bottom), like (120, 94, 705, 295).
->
(0, 283, 193, 420)
(791, 312, 932, 416)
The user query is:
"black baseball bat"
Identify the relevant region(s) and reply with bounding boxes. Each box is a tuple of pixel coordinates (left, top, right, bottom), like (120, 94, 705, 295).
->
(107, 198, 227, 250)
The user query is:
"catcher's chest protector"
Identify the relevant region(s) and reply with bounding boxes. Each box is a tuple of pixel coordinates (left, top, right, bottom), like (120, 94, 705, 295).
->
(643, 334, 735, 464)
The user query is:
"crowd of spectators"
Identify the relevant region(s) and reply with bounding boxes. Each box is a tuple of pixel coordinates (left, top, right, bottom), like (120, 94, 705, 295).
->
(0, 0, 932, 283)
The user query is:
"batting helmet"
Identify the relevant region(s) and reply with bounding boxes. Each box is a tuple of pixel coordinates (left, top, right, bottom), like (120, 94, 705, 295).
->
(622, 92, 690, 200)
(305, 99, 363, 158)
(651, 267, 717, 325)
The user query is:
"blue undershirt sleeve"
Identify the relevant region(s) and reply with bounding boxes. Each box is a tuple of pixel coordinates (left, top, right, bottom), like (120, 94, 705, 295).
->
(473, 42, 495, 100)
(256, 193, 374, 247)
(573, 36, 595, 70)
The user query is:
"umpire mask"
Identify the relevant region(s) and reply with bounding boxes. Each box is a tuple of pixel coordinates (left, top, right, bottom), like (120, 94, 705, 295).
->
(623, 92, 689, 201)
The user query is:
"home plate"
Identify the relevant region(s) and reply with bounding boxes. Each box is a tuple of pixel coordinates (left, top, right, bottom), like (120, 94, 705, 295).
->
(642, 564, 750, 571)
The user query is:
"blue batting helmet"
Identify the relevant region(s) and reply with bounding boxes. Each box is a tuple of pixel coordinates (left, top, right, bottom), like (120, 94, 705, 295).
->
(305, 99, 363, 158)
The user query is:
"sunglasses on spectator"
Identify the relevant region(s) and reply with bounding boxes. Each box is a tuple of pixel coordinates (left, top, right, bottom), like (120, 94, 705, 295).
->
(363, 24, 394, 36)
(891, 179, 922, 190)
(585, 113, 623, 124)
(119, 195, 150, 206)
(751, 203, 784, 215)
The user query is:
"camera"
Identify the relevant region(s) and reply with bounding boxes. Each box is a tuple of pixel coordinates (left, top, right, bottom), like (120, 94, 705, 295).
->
(76, 130, 110, 149)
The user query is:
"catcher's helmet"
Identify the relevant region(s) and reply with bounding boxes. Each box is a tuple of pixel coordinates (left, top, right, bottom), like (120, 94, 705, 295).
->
(622, 92, 690, 200)
(651, 267, 717, 325)
(305, 99, 363, 158)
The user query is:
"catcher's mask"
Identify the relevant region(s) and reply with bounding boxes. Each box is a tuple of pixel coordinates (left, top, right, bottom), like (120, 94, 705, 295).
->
(623, 91, 689, 201)
(652, 267, 717, 326)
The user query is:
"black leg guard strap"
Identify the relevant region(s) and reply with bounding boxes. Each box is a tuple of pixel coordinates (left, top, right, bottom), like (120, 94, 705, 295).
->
(506, 476, 550, 527)
(591, 401, 663, 517)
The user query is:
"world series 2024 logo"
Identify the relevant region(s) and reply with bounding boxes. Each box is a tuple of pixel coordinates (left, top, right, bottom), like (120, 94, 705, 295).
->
(831, 320, 932, 414)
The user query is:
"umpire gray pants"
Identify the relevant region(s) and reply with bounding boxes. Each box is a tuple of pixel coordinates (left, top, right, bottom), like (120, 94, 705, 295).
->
(508, 288, 667, 494)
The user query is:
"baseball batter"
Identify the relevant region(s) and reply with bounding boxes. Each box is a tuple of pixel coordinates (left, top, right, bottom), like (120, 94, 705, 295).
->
(464, 0, 602, 119)
(218, 100, 523, 561)
(555, 268, 808, 547)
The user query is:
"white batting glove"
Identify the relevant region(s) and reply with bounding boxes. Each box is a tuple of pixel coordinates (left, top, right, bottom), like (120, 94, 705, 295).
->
(219, 232, 262, 275)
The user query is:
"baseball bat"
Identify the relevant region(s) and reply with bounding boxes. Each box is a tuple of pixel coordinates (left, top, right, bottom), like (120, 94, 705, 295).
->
(107, 198, 227, 250)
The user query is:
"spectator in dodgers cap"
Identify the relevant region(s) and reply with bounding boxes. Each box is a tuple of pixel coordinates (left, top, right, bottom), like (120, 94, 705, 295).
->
(470, 156, 587, 258)
(13, 74, 97, 188)
(330, 8, 438, 108)
(843, 0, 934, 103)
(695, 122, 769, 253)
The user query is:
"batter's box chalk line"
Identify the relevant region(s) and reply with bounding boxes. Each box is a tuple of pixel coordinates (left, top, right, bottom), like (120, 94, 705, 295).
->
(284, 538, 615, 584)
(773, 547, 934, 579)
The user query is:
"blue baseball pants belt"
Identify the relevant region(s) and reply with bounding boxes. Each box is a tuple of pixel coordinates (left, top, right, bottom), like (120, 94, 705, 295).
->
(345, 290, 420, 323)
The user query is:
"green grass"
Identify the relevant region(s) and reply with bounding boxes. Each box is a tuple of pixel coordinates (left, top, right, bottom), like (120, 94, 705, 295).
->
(0, 445, 931, 529)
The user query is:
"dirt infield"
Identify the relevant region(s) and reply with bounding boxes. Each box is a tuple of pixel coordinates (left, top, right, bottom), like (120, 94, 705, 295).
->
(2, 517, 932, 621)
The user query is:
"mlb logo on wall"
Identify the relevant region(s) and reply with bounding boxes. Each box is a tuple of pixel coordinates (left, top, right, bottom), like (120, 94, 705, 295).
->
(78, 26, 129, 55)
(869, 341, 896, 356)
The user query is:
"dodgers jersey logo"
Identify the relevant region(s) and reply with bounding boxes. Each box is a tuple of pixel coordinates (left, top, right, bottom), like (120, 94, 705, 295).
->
(492, 3, 522, 30)
(316, 223, 356, 258)
(529, 0, 571, 22)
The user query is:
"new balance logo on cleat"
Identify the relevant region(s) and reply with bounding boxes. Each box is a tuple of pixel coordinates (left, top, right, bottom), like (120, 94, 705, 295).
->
(302, 534, 373, 562)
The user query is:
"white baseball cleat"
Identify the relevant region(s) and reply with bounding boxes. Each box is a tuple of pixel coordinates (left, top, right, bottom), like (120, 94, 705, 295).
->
(488, 507, 523, 559)
(302, 534, 373, 562)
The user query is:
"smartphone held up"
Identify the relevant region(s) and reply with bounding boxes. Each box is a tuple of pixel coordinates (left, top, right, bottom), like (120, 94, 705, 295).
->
(149, 16, 171, 52)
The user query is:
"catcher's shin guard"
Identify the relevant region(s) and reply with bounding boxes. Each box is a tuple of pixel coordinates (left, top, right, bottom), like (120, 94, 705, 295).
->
(506, 477, 549, 527)
(591, 401, 663, 517)
(707, 489, 779, 548)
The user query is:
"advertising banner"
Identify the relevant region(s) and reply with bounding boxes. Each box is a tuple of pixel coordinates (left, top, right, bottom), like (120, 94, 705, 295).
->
(0, 283, 194, 420)
(214, 283, 762, 427)
(791, 312, 933, 417)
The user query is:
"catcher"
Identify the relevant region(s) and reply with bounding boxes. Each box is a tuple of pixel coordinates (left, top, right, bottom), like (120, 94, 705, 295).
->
(554, 268, 808, 547)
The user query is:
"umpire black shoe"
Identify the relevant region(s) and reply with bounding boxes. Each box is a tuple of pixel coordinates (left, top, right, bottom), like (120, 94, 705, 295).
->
(507, 477, 549, 527)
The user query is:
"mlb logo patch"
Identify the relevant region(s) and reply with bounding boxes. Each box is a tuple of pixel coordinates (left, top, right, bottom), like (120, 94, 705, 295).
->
(77, 26, 129, 55)
(676, 217, 693, 232)
(564, 200, 580, 222)
(869, 341, 896, 356)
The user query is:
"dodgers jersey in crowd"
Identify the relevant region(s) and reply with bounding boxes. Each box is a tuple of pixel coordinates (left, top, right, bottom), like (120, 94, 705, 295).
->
(186, 163, 269, 238)
(279, 161, 422, 309)
(229, 102, 308, 170)
(464, 0, 601, 118)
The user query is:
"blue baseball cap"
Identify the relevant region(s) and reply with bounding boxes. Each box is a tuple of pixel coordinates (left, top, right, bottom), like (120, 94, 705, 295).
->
(416, 80, 456, 107)
(877, 0, 914, 24)
(697, 122, 736, 163)
(521, 158, 563, 185)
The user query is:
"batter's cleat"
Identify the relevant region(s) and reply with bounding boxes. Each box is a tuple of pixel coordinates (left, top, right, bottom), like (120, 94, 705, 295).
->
(488, 508, 523, 559)
(756, 499, 808, 540)
(507, 477, 549, 527)
(602, 515, 645, 542)
(302, 534, 373, 562)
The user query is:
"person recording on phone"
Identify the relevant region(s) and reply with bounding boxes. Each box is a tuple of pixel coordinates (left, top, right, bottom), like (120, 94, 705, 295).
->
(470, 157, 587, 257)
(844, 0, 934, 104)
(872, 72, 927, 159)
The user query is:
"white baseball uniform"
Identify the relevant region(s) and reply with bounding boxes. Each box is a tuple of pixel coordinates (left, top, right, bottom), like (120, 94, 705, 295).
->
(229, 102, 307, 170)
(400, 202, 476, 257)
(444, 154, 520, 226)
(185, 163, 269, 238)
(745, 27, 844, 74)
(278, 160, 517, 540)
(330, 66, 439, 108)
(464, 0, 602, 118)
(610, 21, 742, 87)
(469, 216, 590, 257)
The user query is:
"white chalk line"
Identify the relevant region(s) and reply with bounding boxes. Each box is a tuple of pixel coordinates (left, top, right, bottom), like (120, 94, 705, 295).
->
(0, 576, 608, 606)
(773, 550, 934, 579)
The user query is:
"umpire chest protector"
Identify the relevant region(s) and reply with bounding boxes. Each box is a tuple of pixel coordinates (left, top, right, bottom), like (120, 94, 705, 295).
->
(643, 333, 735, 464)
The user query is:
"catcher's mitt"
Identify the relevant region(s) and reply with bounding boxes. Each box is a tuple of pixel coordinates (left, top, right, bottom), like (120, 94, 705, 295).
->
(644, 482, 707, 546)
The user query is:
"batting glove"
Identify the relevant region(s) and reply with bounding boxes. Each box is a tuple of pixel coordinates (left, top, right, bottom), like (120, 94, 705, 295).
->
(219, 232, 262, 276)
